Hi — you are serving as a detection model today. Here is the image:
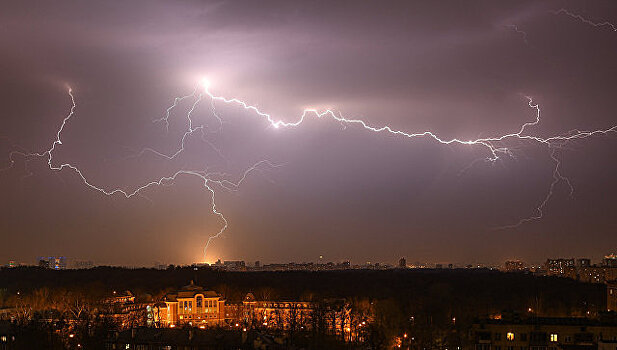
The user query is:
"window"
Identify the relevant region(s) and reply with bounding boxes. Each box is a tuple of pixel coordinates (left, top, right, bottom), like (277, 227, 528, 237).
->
(495, 333, 502, 341)
(507, 332, 515, 341)
(196, 296, 202, 308)
(188, 301, 192, 310)
(550, 334, 558, 342)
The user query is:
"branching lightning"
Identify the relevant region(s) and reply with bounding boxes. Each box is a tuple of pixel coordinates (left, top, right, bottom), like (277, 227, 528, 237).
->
(194, 86, 615, 231)
(1, 86, 278, 261)
(2, 77, 616, 260)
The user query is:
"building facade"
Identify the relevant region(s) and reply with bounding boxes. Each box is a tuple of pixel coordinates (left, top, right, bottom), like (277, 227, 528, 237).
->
(608, 282, 617, 313)
(505, 260, 526, 272)
(473, 316, 617, 350)
(157, 281, 226, 327)
(242, 293, 315, 330)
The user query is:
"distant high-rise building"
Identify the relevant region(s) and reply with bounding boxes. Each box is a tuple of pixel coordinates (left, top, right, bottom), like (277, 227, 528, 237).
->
(604, 254, 617, 267)
(223, 260, 246, 270)
(577, 258, 592, 267)
(505, 260, 526, 272)
(254, 261, 261, 268)
(37, 256, 66, 270)
(545, 258, 575, 275)
(72, 260, 94, 269)
(398, 257, 406, 268)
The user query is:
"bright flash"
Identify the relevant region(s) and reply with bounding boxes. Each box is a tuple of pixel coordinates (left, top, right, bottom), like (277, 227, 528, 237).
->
(199, 77, 211, 90)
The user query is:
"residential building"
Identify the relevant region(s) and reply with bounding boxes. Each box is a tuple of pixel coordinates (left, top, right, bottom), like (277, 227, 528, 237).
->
(608, 281, 617, 312)
(473, 315, 617, 350)
(505, 260, 526, 272)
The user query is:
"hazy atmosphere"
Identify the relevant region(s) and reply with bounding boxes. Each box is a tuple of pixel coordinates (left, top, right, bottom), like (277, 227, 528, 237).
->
(1, 0, 617, 266)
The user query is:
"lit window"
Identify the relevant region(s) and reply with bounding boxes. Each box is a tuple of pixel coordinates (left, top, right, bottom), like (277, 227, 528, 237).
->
(196, 296, 203, 308)
(550, 334, 558, 342)
(507, 332, 515, 341)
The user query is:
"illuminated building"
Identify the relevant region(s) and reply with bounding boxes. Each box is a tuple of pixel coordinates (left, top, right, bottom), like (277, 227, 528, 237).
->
(242, 293, 314, 330)
(505, 260, 526, 272)
(604, 255, 617, 268)
(105, 290, 135, 305)
(240, 293, 368, 341)
(545, 258, 575, 276)
(220, 260, 246, 271)
(398, 257, 407, 268)
(578, 258, 592, 268)
(37, 256, 67, 270)
(157, 281, 226, 327)
(473, 316, 617, 350)
(543, 257, 617, 284)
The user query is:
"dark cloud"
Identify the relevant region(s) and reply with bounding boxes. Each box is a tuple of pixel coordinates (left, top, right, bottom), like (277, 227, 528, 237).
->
(1, 0, 616, 266)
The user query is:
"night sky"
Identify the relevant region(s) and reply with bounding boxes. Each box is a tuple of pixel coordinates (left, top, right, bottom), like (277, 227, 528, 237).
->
(1, 1, 617, 267)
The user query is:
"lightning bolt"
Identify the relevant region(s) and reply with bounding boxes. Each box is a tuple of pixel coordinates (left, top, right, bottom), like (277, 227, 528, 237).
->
(1, 87, 278, 262)
(553, 8, 617, 32)
(194, 85, 615, 230)
(3, 80, 617, 261)
(505, 24, 529, 44)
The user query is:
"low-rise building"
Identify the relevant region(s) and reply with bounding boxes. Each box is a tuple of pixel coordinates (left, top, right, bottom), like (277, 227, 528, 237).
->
(473, 315, 617, 350)
(242, 293, 315, 330)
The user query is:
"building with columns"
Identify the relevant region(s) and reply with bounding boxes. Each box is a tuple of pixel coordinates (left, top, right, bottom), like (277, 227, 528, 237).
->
(157, 281, 226, 327)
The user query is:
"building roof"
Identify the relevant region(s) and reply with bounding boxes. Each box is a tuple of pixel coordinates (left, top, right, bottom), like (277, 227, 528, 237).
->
(478, 316, 617, 327)
(164, 281, 222, 302)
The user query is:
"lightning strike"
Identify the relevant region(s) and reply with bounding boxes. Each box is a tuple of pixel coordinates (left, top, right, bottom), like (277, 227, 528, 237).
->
(3, 77, 617, 261)
(505, 24, 529, 44)
(193, 83, 615, 229)
(553, 9, 617, 32)
(1, 87, 278, 262)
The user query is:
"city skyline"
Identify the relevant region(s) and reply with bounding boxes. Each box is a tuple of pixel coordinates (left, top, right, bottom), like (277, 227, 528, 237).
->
(1, 1, 617, 266)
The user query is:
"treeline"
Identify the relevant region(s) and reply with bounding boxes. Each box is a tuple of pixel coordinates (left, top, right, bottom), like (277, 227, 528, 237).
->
(0, 266, 605, 311)
(0, 267, 606, 348)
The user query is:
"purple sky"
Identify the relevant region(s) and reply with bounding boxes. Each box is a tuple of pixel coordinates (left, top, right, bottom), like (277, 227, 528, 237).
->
(1, 1, 617, 267)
